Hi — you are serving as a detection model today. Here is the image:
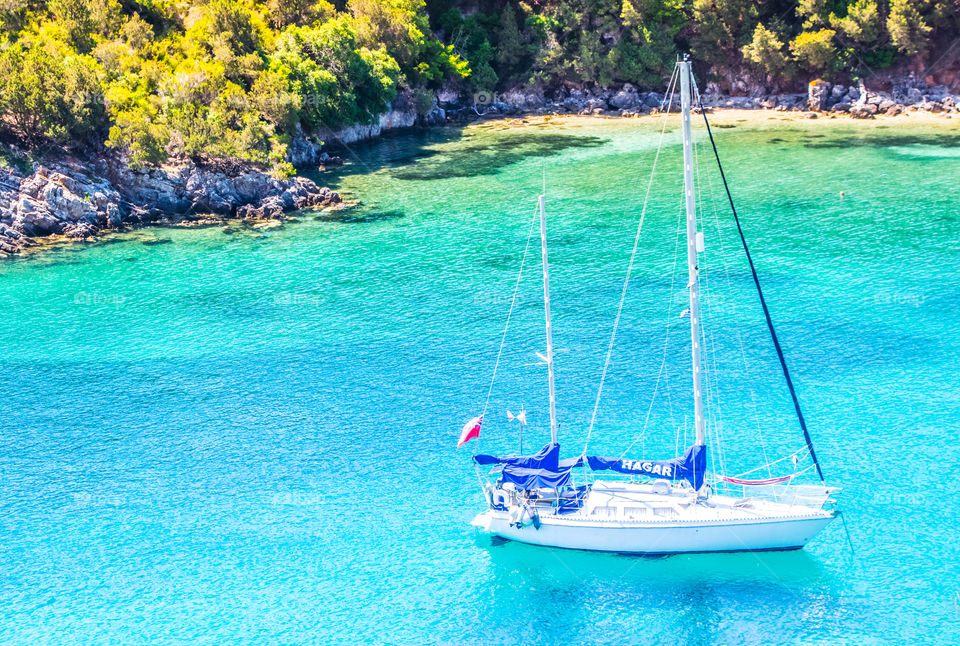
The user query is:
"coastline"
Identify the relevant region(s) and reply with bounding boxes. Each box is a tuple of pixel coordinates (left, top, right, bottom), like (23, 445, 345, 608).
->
(2, 100, 957, 259)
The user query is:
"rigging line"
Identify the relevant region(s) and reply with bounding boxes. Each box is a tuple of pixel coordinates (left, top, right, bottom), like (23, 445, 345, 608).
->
(695, 135, 732, 485)
(695, 83, 772, 475)
(616, 190, 685, 462)
(697, 92, 826, 484)
(581, 64, 680, 456)
(660, 197, 685, 444)
(688, 90, 725, 479)
(727, 446, 809, 479)
(478, 204, 540, 445)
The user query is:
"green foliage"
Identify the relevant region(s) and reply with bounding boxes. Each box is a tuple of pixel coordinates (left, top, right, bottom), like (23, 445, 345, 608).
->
(267, 0, 335, 28)
(791, 28, 838, 72)
(1, 0, 958, 171)
(349, 0, 466, 86)
(272, 18, 401, 129)
(830, 0, 881, 46)
(496, 5, 524, 76)
(49, 0, 123, 52)
(887, 0, 933, 58)
(742, 23, 791, 79)
(0, 37, 107, 145)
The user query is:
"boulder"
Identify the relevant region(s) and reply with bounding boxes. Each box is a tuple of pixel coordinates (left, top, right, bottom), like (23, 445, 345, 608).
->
(609, 84, 641, 110)
(642, 92, 662, 108)
(808, 80, 831, 111)
(562, 96, 585, 113)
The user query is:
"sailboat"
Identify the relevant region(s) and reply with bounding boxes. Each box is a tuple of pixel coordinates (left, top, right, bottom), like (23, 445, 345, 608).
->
(461, 57, 838, 554)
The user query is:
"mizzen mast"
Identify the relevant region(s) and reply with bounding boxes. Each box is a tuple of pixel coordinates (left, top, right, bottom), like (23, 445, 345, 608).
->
(538, 194, 559, 444)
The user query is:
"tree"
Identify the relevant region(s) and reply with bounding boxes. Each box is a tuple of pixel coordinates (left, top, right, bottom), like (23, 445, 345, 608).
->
(496, 4, 524, 76)
(689, 0, 758, 67)
(796, 0, 829, 28)
(123, 14, 155, 51)
(49, 0, 123, 52)
(349, 0, 466, 86)
(272, 18, 401, 129)
(830, 0, 881, 46)
(267, 0, 334, 28)
(742, 22, 791, 78)
(887, 0, 933, 59)
(790, 28, 837, 72)
(0, 43, 67, 143)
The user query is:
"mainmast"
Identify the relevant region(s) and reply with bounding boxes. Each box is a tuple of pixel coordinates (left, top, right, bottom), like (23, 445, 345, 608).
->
(539, 194, 559, 444)
(679, 58, 706, 447)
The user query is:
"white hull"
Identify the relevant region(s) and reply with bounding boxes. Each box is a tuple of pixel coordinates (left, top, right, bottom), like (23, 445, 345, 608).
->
(471, 481, 837, 554)
(472, 509, 834, 554)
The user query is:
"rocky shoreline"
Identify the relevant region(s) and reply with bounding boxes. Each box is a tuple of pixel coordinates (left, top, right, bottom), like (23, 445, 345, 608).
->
(430, 78, 959, 122)
(0, 156, 343, 256)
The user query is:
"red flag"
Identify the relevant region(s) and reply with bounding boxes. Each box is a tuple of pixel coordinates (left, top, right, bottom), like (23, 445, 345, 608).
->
(457, 415, 482, 448)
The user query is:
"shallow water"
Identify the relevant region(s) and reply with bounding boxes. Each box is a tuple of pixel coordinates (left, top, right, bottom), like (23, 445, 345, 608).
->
(2, 115, 959, 644)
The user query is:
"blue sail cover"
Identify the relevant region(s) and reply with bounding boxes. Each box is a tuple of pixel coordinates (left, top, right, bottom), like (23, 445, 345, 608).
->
(474, 443, 584, 469)
(475, 443, 583, 490)
(500, 465, 573, 489)
(586, 444, 707, 490)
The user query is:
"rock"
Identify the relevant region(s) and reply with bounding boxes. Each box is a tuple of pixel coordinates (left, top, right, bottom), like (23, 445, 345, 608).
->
(562, 96, 585, 113)
(760, 96, 778, 109)
(832, 102, 852, 113)
(500, 89, 547, 113)
(419, 100, 447, 126)
(885, 105, 903, 116)
(850, 106, 875, 119)
(805, 112, 818, 119)
(318, 153, 343, 167)
(808, 80, 831, 111)
(905, 87, 923, 104)
(63, 221, 98, 239)
(609, 84, 641, 110)
(642, 92, 662, 108)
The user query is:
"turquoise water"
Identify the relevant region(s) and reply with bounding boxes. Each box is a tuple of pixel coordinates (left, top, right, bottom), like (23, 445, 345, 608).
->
(2, 115, 959, 644)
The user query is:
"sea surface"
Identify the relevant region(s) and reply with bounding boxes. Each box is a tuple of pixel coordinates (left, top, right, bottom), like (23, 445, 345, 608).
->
(2, 114, 959, 644)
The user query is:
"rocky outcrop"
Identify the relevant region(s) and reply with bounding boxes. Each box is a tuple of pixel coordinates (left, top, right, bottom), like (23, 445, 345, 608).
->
(0, 158, 342, 255)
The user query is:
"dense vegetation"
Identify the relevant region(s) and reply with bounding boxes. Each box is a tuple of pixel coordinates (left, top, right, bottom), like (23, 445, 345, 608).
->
(0, 0, 956, 172)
